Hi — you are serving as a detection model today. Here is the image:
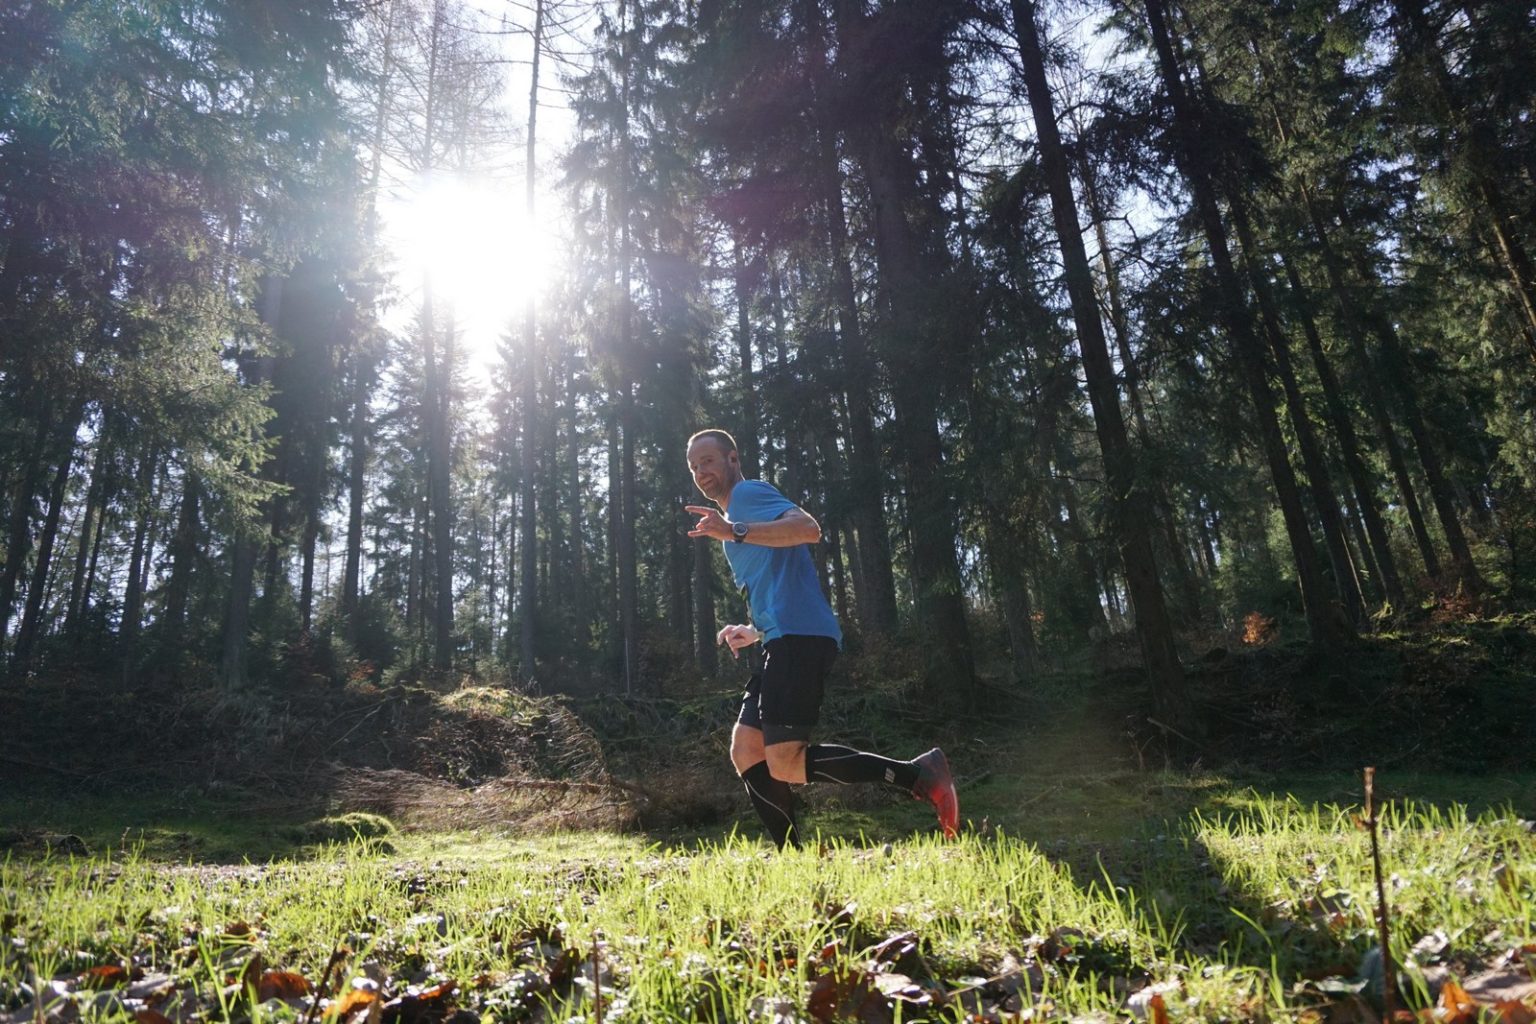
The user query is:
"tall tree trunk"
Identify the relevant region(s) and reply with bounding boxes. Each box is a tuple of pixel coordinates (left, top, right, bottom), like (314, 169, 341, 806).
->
(342, 350, 370, 637)
(605, 408, 620, 680)
(981, 496, 1037, 682)
(65, 423, 112, 632)
(223, 278, 282, 688)
(1057, 480, 1109, 637)
(1229, 203, 1366, 622)
(665, 434, 691, 650)
(1278, 252, 1408, 610)
(827, 524, 851, 628)
(1344, 242, 1482, 595)
(1082, 163, 1203, 623)
(1012, 0, 1191, 721)
(733, 239, 761, 479)
(805, 0, 898, 637)
(1143, 0, 1352, 650)
(163, 472, 200, 638)
(405, 489, 422, 652)
(424, 297, 455, 671)
(80, 475, 112, 634)
(1340, 484, 1383, 605)
(517, 337, 539, 680)
(222, 536, 259, 688)
(565, 364, 588, 673)
(120, 448, 160, 679)
(767, 257, 809, 500)
(836, 0, 975, 700)
(1297, 187, 1442, 580)
(692, 535, 717, 676)
(615, 0, 640, 695)
(12, 414, 80, 672)
(517, 0, 546, 683)
(0, 403, 53, 646)
(343, 0, 398, 639)
(299, 499, 321, 634)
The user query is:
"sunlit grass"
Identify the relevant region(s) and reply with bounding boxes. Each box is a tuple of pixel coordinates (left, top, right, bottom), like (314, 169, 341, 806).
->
(3, 788, 1532, 1023)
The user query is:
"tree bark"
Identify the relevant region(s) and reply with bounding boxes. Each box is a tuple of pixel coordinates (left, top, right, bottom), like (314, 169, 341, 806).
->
(12, 412, 81, 672)
(1341, 232, 1482, 594)
(1297, 188, 1442, 580)
(65, 422, 112, 632)
(120, 448, 160, 679)
(615, 0, 640, 695)
(692, 536, 717, 676)
(1277, 252, 1408, 610)
(342, 348, 370, 637)
(1082, 163, 1203, 623)
(516, 0, 546, 683)
(804, 0, 898, 636)
(419, 289, 455, 670)
(224, 277, 283, 688)
(732, 239, 761, 479)
(0, 403, 53, 646)
(1143, 0, 1352, 650)
(163, 471, 200, 637)
(1229, 203, 1365, 621)
(834, 0, 975, 700)
(1011, 0, 1191, 719)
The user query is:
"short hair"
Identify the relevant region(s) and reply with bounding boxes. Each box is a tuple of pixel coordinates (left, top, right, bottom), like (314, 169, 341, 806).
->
(687, 428, 738, 454)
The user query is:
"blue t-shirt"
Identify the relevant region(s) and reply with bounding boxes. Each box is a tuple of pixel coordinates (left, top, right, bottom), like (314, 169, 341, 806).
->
(723, 480, 842, 647)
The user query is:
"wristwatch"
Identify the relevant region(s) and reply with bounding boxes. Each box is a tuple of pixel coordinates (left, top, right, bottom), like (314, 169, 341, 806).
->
(732, 521, 750, 544)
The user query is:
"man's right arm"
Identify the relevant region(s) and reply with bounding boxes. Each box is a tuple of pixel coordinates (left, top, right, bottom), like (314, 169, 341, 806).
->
(716, 623, 762, 658)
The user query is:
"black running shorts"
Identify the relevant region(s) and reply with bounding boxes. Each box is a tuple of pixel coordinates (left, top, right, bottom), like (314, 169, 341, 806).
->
(735, 634, 839, 745)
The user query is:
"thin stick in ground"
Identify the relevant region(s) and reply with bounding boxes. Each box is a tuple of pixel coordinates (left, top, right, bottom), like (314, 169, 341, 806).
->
(1363, 766, 1398, 1023)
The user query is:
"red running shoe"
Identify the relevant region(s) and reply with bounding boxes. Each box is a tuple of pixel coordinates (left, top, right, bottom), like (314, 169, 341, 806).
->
(912, 748, 959, 838)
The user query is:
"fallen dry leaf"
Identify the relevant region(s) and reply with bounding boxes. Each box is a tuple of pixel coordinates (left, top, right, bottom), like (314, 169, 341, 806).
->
(329, 984, 380, 1020)
(807, 971, 886, 1024)
(79, 966, 129, 989)
(258, 971, 311, 1001)
(238, 953, 266, 994)
(1490, 1002, 1536, 1024)
(380, 981, 456, 1024)
(1434, 980, 1479, 1024)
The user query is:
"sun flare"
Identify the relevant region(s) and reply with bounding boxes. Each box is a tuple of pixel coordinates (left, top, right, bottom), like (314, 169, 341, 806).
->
(388, 174, 558, 365)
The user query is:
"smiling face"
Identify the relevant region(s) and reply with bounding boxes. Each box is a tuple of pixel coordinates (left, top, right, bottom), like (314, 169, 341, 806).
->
(687, 435, 742, 505)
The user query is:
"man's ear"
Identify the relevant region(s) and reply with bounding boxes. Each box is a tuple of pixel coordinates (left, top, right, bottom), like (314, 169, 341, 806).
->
(728, 449, 740, 470)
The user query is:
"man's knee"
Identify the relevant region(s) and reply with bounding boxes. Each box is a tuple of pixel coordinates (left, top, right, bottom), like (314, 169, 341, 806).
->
(764, 741, 807, 784)
(731, 725, 765, 774)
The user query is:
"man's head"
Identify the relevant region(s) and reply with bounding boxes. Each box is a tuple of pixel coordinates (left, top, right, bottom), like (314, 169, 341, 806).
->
(687, 428, 743, 504)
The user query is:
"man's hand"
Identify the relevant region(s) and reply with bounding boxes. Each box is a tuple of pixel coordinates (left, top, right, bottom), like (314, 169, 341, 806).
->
(686, 505, 732, 542)
(716, 623, 761, 659)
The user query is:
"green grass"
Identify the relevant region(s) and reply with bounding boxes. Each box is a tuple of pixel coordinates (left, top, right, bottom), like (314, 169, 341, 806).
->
(0, 783, 317, 862)
(3, 772, 1533, 1023)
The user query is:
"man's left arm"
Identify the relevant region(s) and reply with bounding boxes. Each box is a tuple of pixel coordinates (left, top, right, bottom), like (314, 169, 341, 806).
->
(686, 505, 822, 546)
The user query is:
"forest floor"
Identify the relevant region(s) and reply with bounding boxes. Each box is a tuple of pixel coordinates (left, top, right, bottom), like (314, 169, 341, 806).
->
(2, 614, 1535, 1022)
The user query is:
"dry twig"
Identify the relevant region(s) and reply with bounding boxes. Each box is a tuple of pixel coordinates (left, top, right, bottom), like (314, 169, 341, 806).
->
(1363, 767, 1398, 1024)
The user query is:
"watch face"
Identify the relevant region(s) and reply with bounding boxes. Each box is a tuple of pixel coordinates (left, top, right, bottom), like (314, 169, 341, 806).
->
(733, 522, 749, 539)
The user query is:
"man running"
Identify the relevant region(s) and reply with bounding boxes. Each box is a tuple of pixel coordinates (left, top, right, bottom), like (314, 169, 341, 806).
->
(684, 428, 959, 848)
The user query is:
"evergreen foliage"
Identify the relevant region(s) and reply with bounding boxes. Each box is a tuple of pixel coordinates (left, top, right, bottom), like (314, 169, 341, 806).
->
(1, 0, 1531, 712)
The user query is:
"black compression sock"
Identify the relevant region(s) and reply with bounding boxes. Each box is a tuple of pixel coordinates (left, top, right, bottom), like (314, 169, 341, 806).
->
(806, 744, 921, 790)
(740, 760, 800, 849)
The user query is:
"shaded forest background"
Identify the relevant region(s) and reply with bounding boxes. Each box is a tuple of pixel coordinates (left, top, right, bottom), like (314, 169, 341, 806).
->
(2, 0, 1534, 732)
